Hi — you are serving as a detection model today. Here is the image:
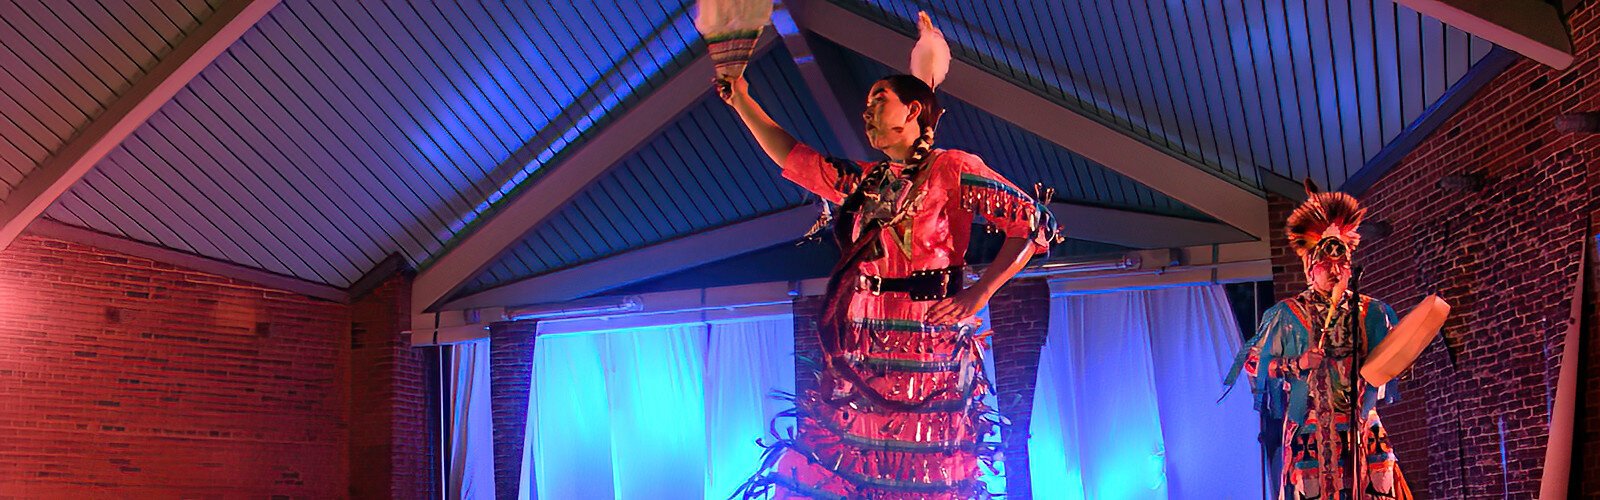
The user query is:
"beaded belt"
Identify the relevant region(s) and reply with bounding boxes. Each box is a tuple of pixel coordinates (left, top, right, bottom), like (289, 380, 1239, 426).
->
(857, 266, 964, 301)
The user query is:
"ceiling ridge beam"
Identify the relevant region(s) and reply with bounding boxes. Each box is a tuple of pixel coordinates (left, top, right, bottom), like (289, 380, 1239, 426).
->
(0, 0, 281, 252)
(774, 0, 873, 159)
(24, 219, 347, 303)
(796, 1, 1269, 240)
(411, 35, 778, 313)
(439, 205, 817, 311)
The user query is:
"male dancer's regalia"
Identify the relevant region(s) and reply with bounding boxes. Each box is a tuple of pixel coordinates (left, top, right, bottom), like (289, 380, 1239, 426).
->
(1226, 183, 1412, 500)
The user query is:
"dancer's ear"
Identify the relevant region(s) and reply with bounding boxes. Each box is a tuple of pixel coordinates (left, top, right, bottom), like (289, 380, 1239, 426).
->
(905, 101, 923, 126)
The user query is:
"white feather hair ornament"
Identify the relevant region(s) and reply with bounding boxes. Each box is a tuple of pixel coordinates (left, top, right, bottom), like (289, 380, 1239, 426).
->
(910, 11, 950, 90)
(695, 0, 773, 78)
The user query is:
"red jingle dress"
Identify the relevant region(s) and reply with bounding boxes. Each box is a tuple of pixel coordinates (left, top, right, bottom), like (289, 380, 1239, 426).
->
(737, 143, 1058, 499)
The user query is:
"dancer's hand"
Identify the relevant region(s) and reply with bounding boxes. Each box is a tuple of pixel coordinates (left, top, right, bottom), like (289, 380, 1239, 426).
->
(715, 74, 748, 105)
(1296, 348, 1325, 371)
(925, 288, 988, 326)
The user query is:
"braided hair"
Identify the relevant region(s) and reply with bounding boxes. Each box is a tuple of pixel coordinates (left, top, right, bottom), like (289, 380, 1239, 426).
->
(876, 75, 942, 166)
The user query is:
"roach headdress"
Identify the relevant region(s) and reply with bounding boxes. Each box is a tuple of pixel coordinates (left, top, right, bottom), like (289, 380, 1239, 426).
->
(1286, 179, 1367, 260)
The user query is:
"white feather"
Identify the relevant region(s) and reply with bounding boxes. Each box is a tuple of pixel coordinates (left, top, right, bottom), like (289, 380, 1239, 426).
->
(695, 0, 773, 36)
(910, 11, 950, 89)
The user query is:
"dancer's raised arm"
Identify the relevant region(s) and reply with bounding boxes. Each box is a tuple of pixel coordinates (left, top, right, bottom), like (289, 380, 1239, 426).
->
(717, 75, 797, 167)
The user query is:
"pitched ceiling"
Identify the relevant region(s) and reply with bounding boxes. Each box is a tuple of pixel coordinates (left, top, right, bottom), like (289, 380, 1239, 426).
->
(30, 0, 700, 286)
(0, 0, 1513, 303)
(457, 45, 832, 298)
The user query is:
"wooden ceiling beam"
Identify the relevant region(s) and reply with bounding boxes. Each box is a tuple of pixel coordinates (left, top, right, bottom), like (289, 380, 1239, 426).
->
(439, 205, 816, 310)
(1050, 203, 1254, 249)
(1396, 0, 1573, 69)
(774, 0, 873, 160)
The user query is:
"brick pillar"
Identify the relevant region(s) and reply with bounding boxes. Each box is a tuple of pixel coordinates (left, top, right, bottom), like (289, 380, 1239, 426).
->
(349, 273, 437, 499)
(792, 295, 826, 396)
(987, 278, 1051, 500)
(489, 320, 537, 500)
(1266, 193, 1305, 301)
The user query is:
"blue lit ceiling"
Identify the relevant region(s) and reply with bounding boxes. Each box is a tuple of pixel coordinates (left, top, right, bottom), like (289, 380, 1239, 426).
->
(0, 0, 1509, 295)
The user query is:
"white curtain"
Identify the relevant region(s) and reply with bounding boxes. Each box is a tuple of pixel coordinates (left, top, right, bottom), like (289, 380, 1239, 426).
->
(449, 340, 495, 499)
(528, 316, 795, 500)
(530, 330, 618, 499)
(1030, 285, 1262, 500)
(1146, 286, 1266, 500)
(605, 324, 709, 499)
(705, 319, 796, 498)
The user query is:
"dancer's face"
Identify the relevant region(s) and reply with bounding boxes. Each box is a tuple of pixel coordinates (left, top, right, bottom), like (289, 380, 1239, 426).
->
(862, 81, 922, 153)
(1307, 260, 1348, 293)
(1305, 236, 1352, 293)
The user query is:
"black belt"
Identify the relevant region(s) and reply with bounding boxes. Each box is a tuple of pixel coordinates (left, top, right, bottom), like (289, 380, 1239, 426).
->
(857, 266, 964, 301)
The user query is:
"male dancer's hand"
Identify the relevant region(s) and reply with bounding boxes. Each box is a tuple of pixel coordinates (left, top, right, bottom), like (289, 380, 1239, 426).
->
(1297, 348, 1326, 371)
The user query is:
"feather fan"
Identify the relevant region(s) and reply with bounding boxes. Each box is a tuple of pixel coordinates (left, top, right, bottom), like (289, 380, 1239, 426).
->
(696, 0, 772, 78)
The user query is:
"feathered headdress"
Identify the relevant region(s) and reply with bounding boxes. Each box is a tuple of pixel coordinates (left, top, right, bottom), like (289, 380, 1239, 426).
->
(695, 0, 773, 78)
(1286, 179, 1366, 258)
(910, 11, 950, 90)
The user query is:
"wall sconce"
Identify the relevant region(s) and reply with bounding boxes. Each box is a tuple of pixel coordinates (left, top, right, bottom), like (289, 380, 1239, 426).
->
(1437, 172, 1488, 192)
(1358, 220, 1393, 241)
(1555, 112, 1599, 134)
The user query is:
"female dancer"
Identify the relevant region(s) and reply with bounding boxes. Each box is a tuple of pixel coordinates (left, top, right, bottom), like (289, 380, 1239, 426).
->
(717, 14, 1059, 499)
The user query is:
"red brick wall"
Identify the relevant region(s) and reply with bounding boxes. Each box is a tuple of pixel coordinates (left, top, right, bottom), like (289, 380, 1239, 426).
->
(0, 235, 350, 497)
(1265, 3, 1600, 496)
(349, 272, 437, 499)
(0, 234, 439, 497)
